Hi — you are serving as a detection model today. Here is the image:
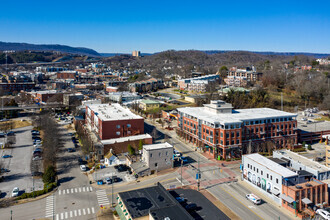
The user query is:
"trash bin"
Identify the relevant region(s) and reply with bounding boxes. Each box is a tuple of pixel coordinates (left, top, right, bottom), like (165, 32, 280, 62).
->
(90, 181, 92, 184)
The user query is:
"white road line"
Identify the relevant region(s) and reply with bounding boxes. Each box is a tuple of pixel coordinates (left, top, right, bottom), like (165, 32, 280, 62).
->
(92, 207, 95, 213)
(66, 189, 69, 194)
(70, 211, 72, 218)
(71, 188, 74, 193)
(61, 212, 64, 220)
(83, 187, 86, 192)
(56, 214, 59, 220)
(75, 188, 78, 193)
(90, 187, 93, 191)
(65, 212, 68, 219)
(74, 210, 77, 216)
(78, 209, 81, 216)
(59, 190, 61, 195)
(79, 188, 81, 192)
(87, 208, 90, 214)
(83, 209, 86, 215)
(63, 190, 66, 195)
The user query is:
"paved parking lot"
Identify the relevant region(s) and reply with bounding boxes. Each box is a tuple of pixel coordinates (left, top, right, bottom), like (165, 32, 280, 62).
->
(92, 165, 135, 185)
(169, 188, 230, 220)
(0, 125, 43, 198)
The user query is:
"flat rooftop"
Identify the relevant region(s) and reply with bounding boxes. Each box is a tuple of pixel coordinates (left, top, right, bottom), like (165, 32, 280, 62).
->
(244, 153, 297, 178)
(118, 183, 188, 219)
(143, 142, 173, 151)
(178, 106, 297, 125)
(275, 150, 330, 173)
(288, 179, 325, 191)
(140, 99, 161, 104)
(88, 103, 143, 121)
(101, 134, 151, 145)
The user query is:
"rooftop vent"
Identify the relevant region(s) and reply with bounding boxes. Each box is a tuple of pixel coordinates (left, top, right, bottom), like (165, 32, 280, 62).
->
(306, 183, 312, 187)
(296, 185, 303, 189)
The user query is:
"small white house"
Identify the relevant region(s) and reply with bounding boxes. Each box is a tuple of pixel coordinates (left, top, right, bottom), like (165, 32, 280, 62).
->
(142, 142, 173, 173)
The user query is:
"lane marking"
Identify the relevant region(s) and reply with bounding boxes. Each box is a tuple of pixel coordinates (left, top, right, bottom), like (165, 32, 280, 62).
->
(90, 187, 93, 191)
(219, 186, 264, 220)
(71, 189, 74, 193)
(78, 209, 81, 216)
(83, 208, 86, 215)
(60, 212, 64, 220)
(79, 188, 81, 192)
(74, 210, 77, 216)
(65, 212, 68, 219)
(56, 214, 59, 220)
(87, 208, 90, 214)
(59, 190, 61, 195)
(75, 188, 78, 193)
(70, 211, 73, 218)
(83, 187, 86, 192)
(66, 189, 69, 194)
(92, 207, 95, 213)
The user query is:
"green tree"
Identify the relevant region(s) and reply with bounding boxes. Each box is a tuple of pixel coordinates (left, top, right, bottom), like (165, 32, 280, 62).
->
(219, 66, 228, 78)
(128, 144, 135, 155)
(42, 165, 56, 184)
(138, 140, 144, 151)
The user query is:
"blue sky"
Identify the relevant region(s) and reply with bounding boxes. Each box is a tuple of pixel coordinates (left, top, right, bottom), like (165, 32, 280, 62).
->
(0, 0, 329, 53)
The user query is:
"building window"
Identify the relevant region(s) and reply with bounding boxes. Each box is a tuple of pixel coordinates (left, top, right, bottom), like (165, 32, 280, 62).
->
(270, 176, 272, 180)
(155, 163, 158, 167)
(127, 124, 131, 128)
(166, 151, 168, 155)
(150, 153, 152, 158)
(253, 167, 255, 171)
(248, 164, 250, 169)
(261, 171, 263, 175)
(237, 131, 240, 137)
(159, 152, 161, 157)
(116, 131, 120, 135)
(116, 125, 120, 129)
(267, 174, 269, 178)
(276, 178, 278, 184)
(221, 132, 223, 137)
(257, 168, 259, 173)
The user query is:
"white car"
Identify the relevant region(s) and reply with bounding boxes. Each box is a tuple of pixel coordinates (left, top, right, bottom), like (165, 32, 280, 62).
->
(12, 187, 19, 197)
(80, 165, 87, 171)
(246, 194, 261, 205)
(316, 209, 330, 220)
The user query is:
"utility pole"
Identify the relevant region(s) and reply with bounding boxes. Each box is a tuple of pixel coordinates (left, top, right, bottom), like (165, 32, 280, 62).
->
(111, 172, 114, 207)
(281, 92, 283, 111)
(197, 157, 200, 191)
(10, 210, 12, 220)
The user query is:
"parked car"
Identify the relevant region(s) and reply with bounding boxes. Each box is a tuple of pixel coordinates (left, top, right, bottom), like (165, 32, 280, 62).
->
(12, 187, 19, 197)
(34, 148, 43, 153)
(175, 197, 185, 203)
(246, 194, 261, 205)
(185, 203, 197, 211)
(105, 177, 112, 185)
(34, 143, 42, 148)
(77, 157, 84, 165)
(316, 209, 330, 220)
(180, 156, 188, 163)
(67, 148, 75, 152)
(2, 154, 12, 158)
(173, 150, 181, 157)
(0, 168, 10, 173)
(32, 156, 42, 161)
(80, 165, 87, 171)
(6, 131, 15, 136)
(114, 164, 129, 172)
(113, 177, 122, 182)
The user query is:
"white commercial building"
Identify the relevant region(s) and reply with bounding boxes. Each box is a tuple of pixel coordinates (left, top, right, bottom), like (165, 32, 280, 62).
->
(142, 142, 173, 173)
(242, 153, 298, 204)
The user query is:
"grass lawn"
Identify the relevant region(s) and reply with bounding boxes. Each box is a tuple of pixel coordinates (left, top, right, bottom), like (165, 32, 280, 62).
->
(0, 120, 32, 129)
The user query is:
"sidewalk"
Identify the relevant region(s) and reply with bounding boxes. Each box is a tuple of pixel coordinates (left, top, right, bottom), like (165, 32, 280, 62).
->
(239, 179, 300, 220)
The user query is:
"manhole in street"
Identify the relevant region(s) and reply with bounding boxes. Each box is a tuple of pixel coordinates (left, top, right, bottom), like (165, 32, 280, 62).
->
(72, 203, 75, 205)
(64, 207, 67, 209)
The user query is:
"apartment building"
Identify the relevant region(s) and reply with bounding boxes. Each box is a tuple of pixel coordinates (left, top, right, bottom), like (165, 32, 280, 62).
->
(177, 100, 298, 159)
(225, 66, 262, 87)
(35, 90, 64, 103)
(85, 103, 144, 140)
(128, 78, 163, 93)
(178, 74, 220, 91)
(107, 92, 141, 104)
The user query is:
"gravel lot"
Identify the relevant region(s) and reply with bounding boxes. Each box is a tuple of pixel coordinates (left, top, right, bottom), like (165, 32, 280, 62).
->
(0, 125, 43, 198)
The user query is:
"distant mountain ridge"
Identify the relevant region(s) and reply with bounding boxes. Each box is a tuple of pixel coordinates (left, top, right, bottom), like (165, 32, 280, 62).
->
(101, 50, 330, 58)
(0, 41, 100, 57)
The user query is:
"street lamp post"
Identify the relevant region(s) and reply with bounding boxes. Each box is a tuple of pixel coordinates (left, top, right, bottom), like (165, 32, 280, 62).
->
(10, 210, 12, 220)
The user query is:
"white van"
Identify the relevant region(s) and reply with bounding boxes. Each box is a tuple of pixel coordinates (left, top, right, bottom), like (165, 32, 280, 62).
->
(246, 194, 261, 205)
(80, 165, 87, 172)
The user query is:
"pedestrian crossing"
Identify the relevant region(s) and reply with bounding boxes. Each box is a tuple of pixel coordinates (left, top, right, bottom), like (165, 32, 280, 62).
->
(96, 189, 110, 206)
(53, 207, 95, 220)
(58, 186, 93, 195)
(45, 195, 55, 218)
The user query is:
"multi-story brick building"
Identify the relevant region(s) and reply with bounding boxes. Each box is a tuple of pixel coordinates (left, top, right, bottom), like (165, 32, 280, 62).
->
(177, 100, 298, 159)
(225, 66, 262, 87)
(178, 74, 220, 91)
(56, 71, 77, 80)
(85, 103, 144, 140)
(0, 82, 35, 94)
(35, 90, 64, 103)
(128, 78, 163, 93)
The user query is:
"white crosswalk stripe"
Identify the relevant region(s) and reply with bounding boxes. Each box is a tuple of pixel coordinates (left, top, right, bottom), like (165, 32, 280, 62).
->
(96, 189, 110, 206)
(53, 207, 95, 219)
(58, 186, 93, 195)
(45, 195, 54, 218)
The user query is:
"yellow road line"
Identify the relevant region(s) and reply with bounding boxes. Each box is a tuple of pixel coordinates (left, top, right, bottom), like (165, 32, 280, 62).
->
(107, 177, 177, 195)
(219, 186, 264, 220)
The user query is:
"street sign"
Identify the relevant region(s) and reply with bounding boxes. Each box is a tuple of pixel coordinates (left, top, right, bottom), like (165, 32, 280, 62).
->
(196, 173, 201, 180)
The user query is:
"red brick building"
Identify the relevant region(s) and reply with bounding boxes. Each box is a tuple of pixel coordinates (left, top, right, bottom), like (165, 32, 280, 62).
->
(0, 82, 35, 93)
(177, 100, 298, 159)
(85, 103, 144, 140)
(282, 179, 328, 218)
(106, 86, 119, 93)
(56, 71, 77, 79)
(35, 90, 64, 103)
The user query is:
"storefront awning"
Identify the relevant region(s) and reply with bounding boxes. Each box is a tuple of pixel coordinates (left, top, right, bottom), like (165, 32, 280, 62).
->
(271, 188, 280, 195)
(280, 194, 294, 203)
(302, 198, 313, 205)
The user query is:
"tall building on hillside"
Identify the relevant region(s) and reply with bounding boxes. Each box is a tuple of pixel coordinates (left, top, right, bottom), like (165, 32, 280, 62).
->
(177, 100, 298, 159)
(132, 50, 141, 57)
